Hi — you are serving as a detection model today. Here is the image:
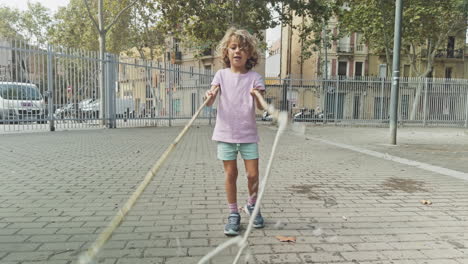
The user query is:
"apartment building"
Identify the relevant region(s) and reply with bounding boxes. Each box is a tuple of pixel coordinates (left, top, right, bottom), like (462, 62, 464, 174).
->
(275, 14, 468, 121)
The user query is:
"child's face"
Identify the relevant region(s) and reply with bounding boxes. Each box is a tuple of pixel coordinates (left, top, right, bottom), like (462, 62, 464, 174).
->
(227, 37, 250, 70)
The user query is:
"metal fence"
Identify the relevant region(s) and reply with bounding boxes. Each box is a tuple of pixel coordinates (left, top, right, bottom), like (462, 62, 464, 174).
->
(265, 75, 468, 127)
(0, 39, 215, 133)
(1, 39, 468, 133)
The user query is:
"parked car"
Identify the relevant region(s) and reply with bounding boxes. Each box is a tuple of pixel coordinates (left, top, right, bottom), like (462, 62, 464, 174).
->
(81, 98, 99, 118)
(0, 82, 46, 123)
(292, 108, 335, 122)
(81, 98, 136, 119)
(54, 98, 97, 120)
(54, 103, 77, 119)
(293, 108, 317, 122)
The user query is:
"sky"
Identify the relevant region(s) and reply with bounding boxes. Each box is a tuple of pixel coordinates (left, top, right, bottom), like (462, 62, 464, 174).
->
(0, 0, 68, 12)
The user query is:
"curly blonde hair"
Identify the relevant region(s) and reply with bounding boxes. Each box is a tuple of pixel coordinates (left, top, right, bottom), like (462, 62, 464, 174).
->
(216, 27, 260, 70)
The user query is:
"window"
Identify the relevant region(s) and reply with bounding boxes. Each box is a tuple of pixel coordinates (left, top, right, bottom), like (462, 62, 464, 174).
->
(172, 98, 181, 115)
(403, 65, 410, 77)
(447, 36, 455, 58)
(355, 33, 364, 52)
(355, 62, 363, 77)
(338, 61, 347, 76)
(204, 65, 212, 74)
(379, 64, 387, 78)
(445, 67, 452, 79)
(0, 84, 42, 100)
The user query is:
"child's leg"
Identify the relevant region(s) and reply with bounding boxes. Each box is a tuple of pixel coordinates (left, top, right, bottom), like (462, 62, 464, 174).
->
(243, 158, 265, 228)
(243, 159, 259, 205)
(223, 160, 238, 211)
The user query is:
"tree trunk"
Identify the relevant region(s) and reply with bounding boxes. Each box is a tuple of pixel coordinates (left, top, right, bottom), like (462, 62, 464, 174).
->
(409, 40, 436, 121)
(83, 0, 137, 127)
(99, 33, 106, 125)
(98, 0, 106, 126)
(409, 67, 433, 120)
(385, 47, 392, 76)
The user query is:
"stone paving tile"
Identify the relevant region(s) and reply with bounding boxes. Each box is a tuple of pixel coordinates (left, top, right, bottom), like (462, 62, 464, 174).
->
(0, 126, 467, 263)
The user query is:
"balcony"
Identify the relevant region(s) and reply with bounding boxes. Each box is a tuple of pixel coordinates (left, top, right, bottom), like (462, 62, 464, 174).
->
(200, 48, 214, 61)
(202, 48, 212, 56)
(434, 48, 463, 59)
(337, 44, 354, 54)
(355, 44, 366, 53)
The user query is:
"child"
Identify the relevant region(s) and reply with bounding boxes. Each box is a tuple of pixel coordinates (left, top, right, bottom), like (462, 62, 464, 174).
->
(205, 27, 265, 236)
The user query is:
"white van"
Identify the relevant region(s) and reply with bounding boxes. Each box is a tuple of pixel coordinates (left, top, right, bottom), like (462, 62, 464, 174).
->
(0, 82, 45, 123)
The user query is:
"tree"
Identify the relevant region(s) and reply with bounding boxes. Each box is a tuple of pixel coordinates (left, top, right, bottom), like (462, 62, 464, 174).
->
(0, 5, 22, 39)
(158, 0, 276, 55)
(124, 0, 165, 60)
(0, 3, 52, 43)
(20, 2, 52, 45)
(337, 0, 394, 75)
(338, 0, 468, 119)
(82, 0, 138, 126)
(49, 0, 100, 51)
(268, 0, 340, 76)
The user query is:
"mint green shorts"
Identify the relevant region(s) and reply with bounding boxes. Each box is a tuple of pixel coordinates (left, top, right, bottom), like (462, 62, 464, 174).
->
(217, 142, 259, 161)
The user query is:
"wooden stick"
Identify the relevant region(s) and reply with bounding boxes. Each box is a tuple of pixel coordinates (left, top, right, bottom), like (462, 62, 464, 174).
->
(77, 86, 219, 264)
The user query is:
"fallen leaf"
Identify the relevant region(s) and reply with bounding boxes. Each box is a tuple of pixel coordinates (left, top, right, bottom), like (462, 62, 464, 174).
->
(275, 236, 296, 243)
(420, 200, 432, 205)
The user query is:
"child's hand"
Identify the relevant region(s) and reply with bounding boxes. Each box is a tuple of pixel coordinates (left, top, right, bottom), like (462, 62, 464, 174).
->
(204, 85, 220, 106)
(250, 88, 265, 97)
(205, 86, 219, 99)
(251, 88, 266, 110)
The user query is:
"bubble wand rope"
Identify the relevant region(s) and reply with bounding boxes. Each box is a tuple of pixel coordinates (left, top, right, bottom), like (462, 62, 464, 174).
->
(77, 86, 219, 264)
(198, 90, 288, 264)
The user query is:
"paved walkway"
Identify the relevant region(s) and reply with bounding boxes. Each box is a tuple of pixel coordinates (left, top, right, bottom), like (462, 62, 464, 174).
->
(0, 124, 467, 264)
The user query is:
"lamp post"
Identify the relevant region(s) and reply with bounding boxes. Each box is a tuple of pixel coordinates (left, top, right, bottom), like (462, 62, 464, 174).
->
(389, 0, 403, 145)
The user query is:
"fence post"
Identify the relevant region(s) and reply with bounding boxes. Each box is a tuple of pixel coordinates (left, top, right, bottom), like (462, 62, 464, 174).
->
(323, 78, 328, 124)
(205, 67, 212, 126)
(465, 87, 468, 128)
(46, 45, 55, 131)
(106, 53, 116, 128)
(289, 75, 293, 115)
(380, 77, 384, 120)
(423, 78, 428, 126)
(281, 75, 288, 112)
(168, 63, 173, 127)
(334, 77, 339, 123)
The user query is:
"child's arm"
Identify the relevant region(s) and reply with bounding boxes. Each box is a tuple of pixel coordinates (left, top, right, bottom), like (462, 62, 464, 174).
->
(205, 85, 220, 107)
(251, 88, 266, 110)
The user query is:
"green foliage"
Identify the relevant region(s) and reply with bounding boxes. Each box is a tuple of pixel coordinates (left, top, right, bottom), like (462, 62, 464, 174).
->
(20, 2, 52, 44)
(0, 5, 22, 39)
(338, 0, 394, 54)
(48, 0, 135, 54)
(0, 3, 52, 43)
(269, 0, 340, 62)
(338, 0, 468, 76)
(123, 0, 166, 60)
(158, 0, 276, 54)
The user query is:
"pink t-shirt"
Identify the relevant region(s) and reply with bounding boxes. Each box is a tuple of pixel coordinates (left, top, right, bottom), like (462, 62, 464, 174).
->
(211, 68, 265, 143)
